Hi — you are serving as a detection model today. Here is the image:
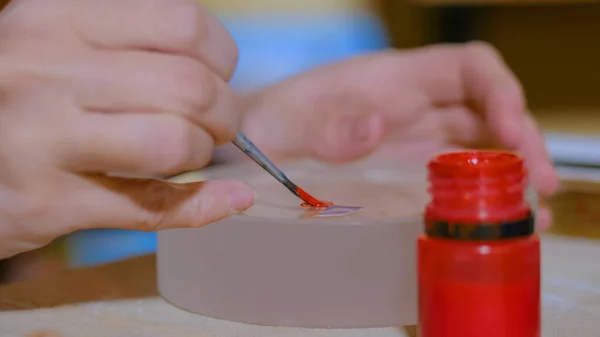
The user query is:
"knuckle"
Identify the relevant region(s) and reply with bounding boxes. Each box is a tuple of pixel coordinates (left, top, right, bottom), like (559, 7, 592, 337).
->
(170, 59, 218, 113)
(506, 75, 525, 98)
(224, 40, 240, 80)
(216, 31, 239, 80)
(464, 40, 501, 60)
(153, 0, 238, 80)
(149, 117, 211, 174)
(150, 118, 195, 174)
(465, 41, 524, 95)
(159, 0, 206, 50)
(216, 87, 242, 140)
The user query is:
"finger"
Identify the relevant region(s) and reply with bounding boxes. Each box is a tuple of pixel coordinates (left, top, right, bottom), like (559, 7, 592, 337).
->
(406, 42, 525, 148)
(71, 0, 238, 80)
(72, 175, 255, 231)
(395, 105, 491, 148)
(243, 96, 386, 162)
(304, 110, 386, 162)
(57, 113, 214, 175)
(440, 106, 491, 148)
(535, 196, 553, 232)
(438, 105, 558, 196)
(76, 52, 240, 142)
(416, 44, 558, 195)
(536, 206, 553, 232)
(459, 42, 526, 149)
(517, 113, 559, 196)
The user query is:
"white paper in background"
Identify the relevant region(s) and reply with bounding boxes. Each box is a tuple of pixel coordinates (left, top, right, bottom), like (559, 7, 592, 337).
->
(545, 132, 600, 167)
(555, 165, 600, 182)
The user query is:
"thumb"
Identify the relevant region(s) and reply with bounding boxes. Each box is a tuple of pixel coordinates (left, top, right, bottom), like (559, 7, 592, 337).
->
(245, 108, 385, 163)
(77, 175, 255, 231)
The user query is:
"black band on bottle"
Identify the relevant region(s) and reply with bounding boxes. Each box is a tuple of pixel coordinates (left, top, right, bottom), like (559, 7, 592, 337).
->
(425, 212, 535, 240)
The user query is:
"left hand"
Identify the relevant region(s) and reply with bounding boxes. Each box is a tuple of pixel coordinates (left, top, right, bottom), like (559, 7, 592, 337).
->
(0, 0, 254, 259)
(216, 42, 558, 229)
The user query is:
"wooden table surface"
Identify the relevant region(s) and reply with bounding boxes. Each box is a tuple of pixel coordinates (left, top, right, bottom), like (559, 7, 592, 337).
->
(1, 234, 600, 337)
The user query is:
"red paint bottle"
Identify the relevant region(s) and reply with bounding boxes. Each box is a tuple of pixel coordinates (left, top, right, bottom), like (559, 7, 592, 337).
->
(418, 151, 540, 337)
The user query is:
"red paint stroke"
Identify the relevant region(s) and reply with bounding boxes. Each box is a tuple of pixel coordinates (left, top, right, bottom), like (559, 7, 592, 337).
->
(296, 186, 332, 209)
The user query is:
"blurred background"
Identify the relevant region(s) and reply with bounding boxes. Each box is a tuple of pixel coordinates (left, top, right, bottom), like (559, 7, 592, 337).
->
(2, 0, 600, 283)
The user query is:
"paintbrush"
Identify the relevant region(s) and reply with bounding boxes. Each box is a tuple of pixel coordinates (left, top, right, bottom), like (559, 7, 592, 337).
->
(231, 132, 363, 216)
(231, 132, 331, 208)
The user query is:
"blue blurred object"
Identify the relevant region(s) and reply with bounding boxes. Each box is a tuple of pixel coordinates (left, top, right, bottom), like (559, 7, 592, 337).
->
(226, 12, 390, 91)
(65, 229, 157, 268)
(64, 11, 389, 268)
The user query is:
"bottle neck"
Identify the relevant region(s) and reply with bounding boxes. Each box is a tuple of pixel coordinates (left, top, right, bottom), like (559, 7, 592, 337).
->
(426, 173, 530, 224)
(424, 151, 533, 240)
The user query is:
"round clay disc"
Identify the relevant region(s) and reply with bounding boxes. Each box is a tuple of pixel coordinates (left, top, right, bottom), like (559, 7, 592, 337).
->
(172, 159, 427, 221)
(158, 159, 428, 328)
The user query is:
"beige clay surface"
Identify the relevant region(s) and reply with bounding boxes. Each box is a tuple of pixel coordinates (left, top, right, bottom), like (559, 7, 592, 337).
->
(159, 160, 427, 328)
(172, 160, 428, 221)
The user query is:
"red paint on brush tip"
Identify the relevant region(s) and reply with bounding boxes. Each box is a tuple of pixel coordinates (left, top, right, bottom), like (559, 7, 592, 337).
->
(296, 186, 332, 208)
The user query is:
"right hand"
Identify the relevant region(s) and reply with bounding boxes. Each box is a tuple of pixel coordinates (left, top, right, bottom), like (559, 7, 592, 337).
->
(0, 0, 255, 259)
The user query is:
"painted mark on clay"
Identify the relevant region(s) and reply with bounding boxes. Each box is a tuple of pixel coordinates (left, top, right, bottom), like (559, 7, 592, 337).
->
(314, 205, 363, 218)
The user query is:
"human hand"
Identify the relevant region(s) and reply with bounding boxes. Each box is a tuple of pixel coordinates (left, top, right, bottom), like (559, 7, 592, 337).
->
(0, 0, 254, 259)
(230, 42, 557, 229)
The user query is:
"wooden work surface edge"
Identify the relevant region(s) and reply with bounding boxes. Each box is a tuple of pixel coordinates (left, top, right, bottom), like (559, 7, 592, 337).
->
(0, 233, 594, 311)
(0, 254, 157, 311)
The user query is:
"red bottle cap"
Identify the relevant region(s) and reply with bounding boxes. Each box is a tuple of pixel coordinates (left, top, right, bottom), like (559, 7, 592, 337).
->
(426, 151, 529, 224)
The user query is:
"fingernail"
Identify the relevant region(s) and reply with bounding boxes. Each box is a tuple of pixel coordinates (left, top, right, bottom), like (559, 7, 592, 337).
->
(228, 188, 255, 212)
(352, 114, 381, 142)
